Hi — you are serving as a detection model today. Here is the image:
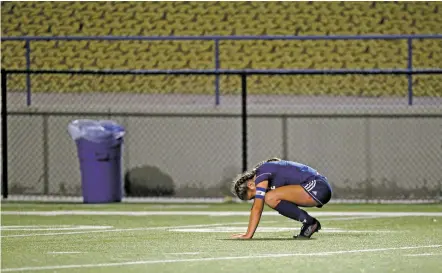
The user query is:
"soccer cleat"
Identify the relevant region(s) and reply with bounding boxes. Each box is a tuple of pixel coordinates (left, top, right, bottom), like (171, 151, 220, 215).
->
(294, 219, 321, 239)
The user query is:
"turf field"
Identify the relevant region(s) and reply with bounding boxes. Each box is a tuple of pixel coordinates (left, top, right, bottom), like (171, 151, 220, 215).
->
(1, 202, 442, 273)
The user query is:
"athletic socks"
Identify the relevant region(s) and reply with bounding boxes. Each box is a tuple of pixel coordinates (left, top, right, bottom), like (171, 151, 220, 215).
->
(274, 200, 315, 224)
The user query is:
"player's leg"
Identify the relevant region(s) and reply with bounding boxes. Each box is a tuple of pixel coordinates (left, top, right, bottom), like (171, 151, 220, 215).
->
(265, 179, 331, 238)
(264, 185, 318, 226)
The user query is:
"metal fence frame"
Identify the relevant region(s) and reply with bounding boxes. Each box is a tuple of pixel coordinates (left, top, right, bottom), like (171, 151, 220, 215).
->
(2, 34, 442, 106)
(2, 68, 442, 199)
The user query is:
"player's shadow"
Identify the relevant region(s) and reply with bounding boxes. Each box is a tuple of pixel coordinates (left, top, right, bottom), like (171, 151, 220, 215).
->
(218, 238, 317, 241)
(220, 233, 370, 241)
(323, 233, 374, 238)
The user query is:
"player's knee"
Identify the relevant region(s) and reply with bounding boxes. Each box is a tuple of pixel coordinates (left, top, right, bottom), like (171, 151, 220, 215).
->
(264, 192, 280, 208)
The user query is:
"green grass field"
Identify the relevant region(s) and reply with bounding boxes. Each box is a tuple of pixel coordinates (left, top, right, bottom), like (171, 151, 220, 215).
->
(1, 202, 442, 273)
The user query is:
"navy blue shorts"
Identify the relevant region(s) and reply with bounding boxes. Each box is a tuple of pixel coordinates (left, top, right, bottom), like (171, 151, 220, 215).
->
(300, 176, 332, 208)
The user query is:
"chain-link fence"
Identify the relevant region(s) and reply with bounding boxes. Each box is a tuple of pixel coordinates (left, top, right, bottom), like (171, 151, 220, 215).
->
(2, 69, 442, 202)
(2, 70, 245, 201)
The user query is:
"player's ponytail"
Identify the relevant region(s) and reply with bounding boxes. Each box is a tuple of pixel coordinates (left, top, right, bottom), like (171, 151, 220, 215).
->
(231, 157, 281, 200)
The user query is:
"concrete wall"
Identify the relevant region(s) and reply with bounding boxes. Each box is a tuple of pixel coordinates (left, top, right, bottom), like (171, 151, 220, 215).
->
(6, 105, 442, 199)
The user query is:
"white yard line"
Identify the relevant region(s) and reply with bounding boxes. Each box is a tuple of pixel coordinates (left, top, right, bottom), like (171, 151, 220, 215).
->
(47, 252, 84, 255)
(165, 252, 201, 255)
(1, 225, 113, 231)
(319, 216, 388, 221)
(277, 216, 387, 222)
(150, 205, 210, 208)
(2, 195, 230, 204)
(3, 245, 441, 272)
(2, 211, 442, 217)
(0, 225, 69, 228)
(1, 221, 272, 238)
(4, 195, 439, 204)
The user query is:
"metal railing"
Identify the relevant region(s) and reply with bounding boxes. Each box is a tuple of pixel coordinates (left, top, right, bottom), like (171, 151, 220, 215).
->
(2, 34, 442, 106)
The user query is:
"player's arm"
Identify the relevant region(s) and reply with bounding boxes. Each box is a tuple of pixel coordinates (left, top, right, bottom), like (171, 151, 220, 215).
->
(244, 180, 268, 238)
(234, 180, 268, 239)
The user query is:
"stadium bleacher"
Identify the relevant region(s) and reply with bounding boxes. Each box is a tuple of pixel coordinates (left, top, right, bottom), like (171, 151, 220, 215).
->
(1, 1, 441, 96)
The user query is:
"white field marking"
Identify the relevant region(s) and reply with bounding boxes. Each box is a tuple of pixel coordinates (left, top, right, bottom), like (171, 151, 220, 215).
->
(404, 253, 442, 257)
(168, 227, 396, 233)
(3, 194, 439, 204)
(165, 252, 201, 255)
(1, 225, 113, 231)
(0, 225, 64, 228)
(1, 221, 275, 238)
(2, 195, 229, 204)
(2, 245, 441, 272)
(47, 252, 84, 255)
(319, 216, 388, 221)
(3, 211, 442, 217)
(277, 216, 386, 223)
(149, 205, 210, 208)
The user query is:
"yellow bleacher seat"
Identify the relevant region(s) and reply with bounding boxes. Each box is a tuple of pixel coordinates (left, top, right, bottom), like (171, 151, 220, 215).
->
(1, 1, 441, 96)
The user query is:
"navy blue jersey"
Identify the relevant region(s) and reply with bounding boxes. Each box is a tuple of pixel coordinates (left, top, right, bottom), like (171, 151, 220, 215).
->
(254, 160, 322, 189)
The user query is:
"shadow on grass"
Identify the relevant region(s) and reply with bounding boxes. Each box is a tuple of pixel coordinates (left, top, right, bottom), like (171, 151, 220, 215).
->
(322, 233, 375, 238)
(218, 238, 317, 241)
(219, 233, 371, 241)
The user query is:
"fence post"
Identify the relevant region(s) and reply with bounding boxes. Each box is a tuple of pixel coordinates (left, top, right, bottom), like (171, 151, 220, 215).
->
(281, 115, 288, 160)
(123, 115, 130, 177)
(1, 70, 8, 198)
(25, 40, 31, 106)
(215, 39, 220, 105)
(364, 117, 373, 202)
(407, 38, 413, 106)
(42, 114, 49, 194)
(241, 74, 247, 172)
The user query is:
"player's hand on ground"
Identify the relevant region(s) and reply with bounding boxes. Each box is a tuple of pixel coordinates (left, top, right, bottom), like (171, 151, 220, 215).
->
(231, 233, 252, 239)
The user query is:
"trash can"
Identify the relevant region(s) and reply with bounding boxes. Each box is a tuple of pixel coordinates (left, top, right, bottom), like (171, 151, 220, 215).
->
(68, 119, 125, 203)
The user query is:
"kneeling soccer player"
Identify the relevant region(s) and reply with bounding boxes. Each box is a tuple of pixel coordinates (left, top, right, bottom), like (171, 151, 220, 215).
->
(231, 158, 332, 240)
